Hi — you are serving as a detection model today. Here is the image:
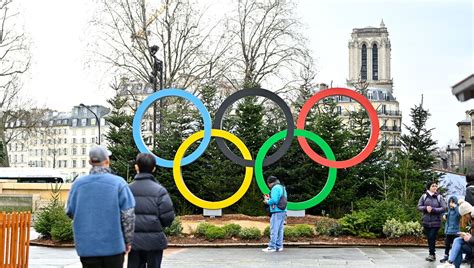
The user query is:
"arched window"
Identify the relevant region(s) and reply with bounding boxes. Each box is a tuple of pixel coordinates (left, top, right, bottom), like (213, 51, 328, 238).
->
(361, 44, 367, 80)
(372, 44, 378, 80)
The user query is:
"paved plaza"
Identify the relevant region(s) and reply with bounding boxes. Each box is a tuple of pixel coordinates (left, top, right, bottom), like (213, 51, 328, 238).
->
(29, 246, 471, 268)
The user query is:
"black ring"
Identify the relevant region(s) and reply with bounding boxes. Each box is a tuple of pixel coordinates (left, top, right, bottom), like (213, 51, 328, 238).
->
(213, 87, 295, 167)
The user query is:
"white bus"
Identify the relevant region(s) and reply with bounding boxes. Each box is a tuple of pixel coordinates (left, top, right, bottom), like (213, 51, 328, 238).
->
(0, 167, 65, 183)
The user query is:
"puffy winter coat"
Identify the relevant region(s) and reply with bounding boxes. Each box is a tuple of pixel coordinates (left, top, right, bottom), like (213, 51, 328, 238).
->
(417, 191, 446, 228)
(444, 196, 461, 235)
(129, 173, 175, 251)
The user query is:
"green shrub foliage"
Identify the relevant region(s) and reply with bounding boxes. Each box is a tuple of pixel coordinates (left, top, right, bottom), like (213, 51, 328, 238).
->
(314, 217, 342, 236)
(194, 222, 214, 237)
(284, 226, 301, 241)
(223, 223, 242, 238)
(164, 218, 183, 236)
(239, 227, 262, 240)
(264, 225, 270, 237)
(34, 203, 73, 241)
(51, 218, 73, 242)
(294, 224, 314, 237)
(383, 218, 423, 238)
(205, 226, 227, 241)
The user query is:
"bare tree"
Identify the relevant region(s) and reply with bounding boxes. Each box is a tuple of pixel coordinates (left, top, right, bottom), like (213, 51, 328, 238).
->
(0, 0, 31, 166)
(91, 0, 233, 92)
(225, 0, 311, 91)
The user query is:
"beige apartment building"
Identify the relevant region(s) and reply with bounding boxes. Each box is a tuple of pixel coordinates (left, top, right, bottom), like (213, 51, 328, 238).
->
(6, 105, 109, 180)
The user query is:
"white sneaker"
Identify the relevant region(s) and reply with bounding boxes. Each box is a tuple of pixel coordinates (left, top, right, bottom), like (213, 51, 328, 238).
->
(437, 263, 454, 268)
(276, 248, 284, 252)
(262, 247, 276, 252)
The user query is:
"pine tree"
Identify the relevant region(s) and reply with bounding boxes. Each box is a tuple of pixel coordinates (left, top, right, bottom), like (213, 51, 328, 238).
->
(105, 93, 138, 182)
(397, 96, 438, 201)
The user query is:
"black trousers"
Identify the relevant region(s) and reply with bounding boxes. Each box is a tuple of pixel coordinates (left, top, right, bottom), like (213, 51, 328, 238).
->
(445, 234, 458, 256)
(127, 249, 164, 268)
(424, 227, 439, 255)
(80, 253, 124, 268)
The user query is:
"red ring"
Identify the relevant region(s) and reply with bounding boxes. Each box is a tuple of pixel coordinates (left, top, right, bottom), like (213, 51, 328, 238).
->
(296, 87, 380, 168)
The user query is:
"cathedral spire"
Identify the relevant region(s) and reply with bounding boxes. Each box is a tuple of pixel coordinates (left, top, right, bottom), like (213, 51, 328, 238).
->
(380, 19, 385, 28)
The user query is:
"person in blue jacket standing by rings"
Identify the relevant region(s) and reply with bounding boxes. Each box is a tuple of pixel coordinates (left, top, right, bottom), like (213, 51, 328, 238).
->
(262, 175, 287, 252)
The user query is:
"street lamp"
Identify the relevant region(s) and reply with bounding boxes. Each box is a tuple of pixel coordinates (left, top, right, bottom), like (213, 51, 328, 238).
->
(80, 104, 101, 145)
(149, 45, 164, 148)
(459, 135, 467, 172)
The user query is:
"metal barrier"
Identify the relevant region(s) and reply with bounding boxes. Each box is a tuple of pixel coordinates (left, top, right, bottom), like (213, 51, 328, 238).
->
(0, 211, 31, 267)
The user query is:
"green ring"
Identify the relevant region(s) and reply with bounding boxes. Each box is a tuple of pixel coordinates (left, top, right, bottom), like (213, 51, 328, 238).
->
(255, 129, 337, 210)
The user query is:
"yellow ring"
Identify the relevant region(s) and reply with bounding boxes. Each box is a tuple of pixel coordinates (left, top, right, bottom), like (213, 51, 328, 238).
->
(173, 129, 253, 209)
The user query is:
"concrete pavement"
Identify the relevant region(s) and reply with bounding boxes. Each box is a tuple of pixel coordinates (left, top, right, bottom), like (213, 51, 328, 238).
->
(29, 246, 470, 268)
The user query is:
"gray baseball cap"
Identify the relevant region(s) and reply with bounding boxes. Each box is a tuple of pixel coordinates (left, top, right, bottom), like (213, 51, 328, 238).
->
(89, 145, 112, 163)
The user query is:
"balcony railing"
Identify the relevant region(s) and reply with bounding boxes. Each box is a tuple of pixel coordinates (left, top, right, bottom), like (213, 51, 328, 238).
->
(378, 110, 402, 116)
(380, 126, 401, 132)
(339, 110, 402, 117)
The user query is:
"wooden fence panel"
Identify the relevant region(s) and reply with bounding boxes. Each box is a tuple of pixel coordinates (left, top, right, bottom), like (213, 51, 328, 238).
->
(0, 211, 31, 268)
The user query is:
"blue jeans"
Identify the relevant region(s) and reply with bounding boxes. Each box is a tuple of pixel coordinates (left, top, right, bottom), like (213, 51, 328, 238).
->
(448, 237, 472, 268)
(268, 212, 286, 249)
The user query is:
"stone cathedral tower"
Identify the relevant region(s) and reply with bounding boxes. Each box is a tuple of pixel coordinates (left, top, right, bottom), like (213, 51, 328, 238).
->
(347, 20, 393, 92)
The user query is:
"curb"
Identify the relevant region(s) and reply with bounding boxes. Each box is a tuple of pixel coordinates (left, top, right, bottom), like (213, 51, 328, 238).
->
(168, 242, 443, 248)
(29, 240, 443, 249)
(30, 240, 75, 248)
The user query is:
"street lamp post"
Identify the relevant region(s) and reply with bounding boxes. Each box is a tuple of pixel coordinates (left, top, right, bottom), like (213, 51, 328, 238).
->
(459, 135, 467, 172)
(149, 45, 164, 149)
(80, 104, 101, 145)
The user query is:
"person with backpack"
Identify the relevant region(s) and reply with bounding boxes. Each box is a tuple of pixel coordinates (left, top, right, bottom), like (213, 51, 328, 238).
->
(262, 175, 287, 253)
(418, 181, 447, 262)
(128, 153, 175, 268)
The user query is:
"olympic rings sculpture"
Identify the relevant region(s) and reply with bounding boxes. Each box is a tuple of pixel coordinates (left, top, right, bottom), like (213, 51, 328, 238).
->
(132, 87, 380, 210)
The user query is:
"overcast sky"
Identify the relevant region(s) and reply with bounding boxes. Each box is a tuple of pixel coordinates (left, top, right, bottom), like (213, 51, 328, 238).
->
(16, 0, 474, 147)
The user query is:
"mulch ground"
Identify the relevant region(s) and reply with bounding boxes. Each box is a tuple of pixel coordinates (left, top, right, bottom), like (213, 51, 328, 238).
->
(30, 214, 441, 248)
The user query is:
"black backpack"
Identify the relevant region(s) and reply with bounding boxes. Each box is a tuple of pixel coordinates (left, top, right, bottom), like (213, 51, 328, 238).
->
(277, 186, 287, 210)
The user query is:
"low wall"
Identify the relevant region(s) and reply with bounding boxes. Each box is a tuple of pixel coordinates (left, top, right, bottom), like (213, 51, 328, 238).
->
(0, 182, 72, 211)
(0, 194, 40, 212)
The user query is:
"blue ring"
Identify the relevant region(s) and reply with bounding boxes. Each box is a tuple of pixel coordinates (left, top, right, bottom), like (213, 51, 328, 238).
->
(132, 88, 212, 167)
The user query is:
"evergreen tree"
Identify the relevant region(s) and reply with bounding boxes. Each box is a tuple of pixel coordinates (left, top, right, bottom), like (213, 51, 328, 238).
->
(105, 93, 138, 182)
(396, 97, 438, 202)
(346, 106, 392, 201)
(232, 96, 267, 215)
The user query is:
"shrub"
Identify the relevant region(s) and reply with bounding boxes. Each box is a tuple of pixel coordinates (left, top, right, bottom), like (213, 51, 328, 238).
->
(164, 218, 183, 236)
(355, 198, 416, 235)
(194, 222, 213, 237)
(239, 227, 262, 240)
(284, 226, 300, 241)
(339, 211, 377, 238)
(382, 218, 404, 238)
(34, 204, 72, 240)
(383, 218, 423, 238)
(405, 221, 423, 237)
(263, 225, 270, 237)
(294, 224, 314, 237)
(223, 223, 242, 238)
(51, 218, 73, 242)
(204, 226, 226, 241)
(315, 217, 339, 236)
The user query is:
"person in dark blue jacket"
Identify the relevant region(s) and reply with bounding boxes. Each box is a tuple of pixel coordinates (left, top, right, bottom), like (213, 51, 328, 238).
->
(128, 153, 175, 268)
(440, 196, 461, 263)
(262, 175, 287, 253)
(417, 181, 447, 262)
